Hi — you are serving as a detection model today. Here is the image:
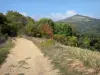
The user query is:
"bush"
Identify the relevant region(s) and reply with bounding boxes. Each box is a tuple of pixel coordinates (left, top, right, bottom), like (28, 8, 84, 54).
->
(0, 48, 9, 64)
(38, 18, 54, 29)
(54, 34, 78, 47)
(68, 36, 78, 46)
(54, 22, 72, 36)
(40, 39, 55, 48)
(24, 24, 34, 36)
(41, 24, 53, 38)
(53, 34, 68, 45)
(0, 34, 8, 43)
(0, 39, 13, 65)
(6, 11, 27, 36)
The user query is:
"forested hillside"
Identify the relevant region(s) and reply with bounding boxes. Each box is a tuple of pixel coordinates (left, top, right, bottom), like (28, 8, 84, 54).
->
(58, 14, 100, 36)
(0, 10, 100, 75)
(0, 11, 100, 52)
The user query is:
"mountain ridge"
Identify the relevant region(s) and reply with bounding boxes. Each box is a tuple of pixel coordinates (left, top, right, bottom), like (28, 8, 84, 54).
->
(58, 14, 100, 36)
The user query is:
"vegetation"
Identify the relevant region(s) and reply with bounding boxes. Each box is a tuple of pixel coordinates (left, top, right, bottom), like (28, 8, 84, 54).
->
(0, 38, 13, 65)
(54, 22, 72, 36)
(24, 17, 35, 36)
(58, 14, 100, 37)
(0, 10, 100, 51)
(0, 11, 100, 74)
(30, 37, 100, 75)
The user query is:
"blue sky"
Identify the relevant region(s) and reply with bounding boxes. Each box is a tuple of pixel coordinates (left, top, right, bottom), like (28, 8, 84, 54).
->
(0, 0, 100, 20)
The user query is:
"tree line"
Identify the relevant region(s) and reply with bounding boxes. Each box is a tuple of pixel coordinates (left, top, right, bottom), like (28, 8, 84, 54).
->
(0, 11, 100, 51)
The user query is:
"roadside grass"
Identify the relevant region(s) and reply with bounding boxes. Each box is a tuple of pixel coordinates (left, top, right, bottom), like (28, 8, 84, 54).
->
(0, 38, 14, 65)
(25, 37, 100, 75)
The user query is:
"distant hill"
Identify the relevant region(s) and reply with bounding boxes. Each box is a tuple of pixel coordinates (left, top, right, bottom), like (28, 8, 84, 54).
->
(58, 14, 100, 36)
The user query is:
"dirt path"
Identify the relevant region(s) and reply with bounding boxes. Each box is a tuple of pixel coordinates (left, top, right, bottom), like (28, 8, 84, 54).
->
(0, 38, 58, 75)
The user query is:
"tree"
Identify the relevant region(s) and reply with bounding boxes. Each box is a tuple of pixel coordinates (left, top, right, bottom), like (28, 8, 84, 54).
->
(26, 16, 35, 24)
(82, 37, 91, 48)
(36, 18, 54, 37)
(38, 18, 54, 28)
(90, 37, 100, 50)
(0, 13, 10, 35)
(24, 23, 34, 36)
(24, 16, 39, 36)
(68, 36, 78, 46)
(37, 18, 54, 32)
(6, 11, 27, 36)
(54, 22, 72, 36)
(42, 24, 53, 38)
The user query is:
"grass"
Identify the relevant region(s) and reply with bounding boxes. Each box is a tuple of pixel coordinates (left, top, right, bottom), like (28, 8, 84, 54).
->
(28, 37, 100, 75)
(0, 38, 13, 65)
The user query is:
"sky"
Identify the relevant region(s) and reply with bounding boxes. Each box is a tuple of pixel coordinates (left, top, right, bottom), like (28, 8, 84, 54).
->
(0, 0, 100, 20)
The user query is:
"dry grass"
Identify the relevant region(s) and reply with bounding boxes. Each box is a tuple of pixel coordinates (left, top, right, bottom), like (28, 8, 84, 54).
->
(26, 37, 100, 75)
(0, 38, 13, 65)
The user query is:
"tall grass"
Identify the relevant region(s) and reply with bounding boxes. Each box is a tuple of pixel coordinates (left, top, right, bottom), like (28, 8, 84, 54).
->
(30, 37, 100, 75)
(62, 45, 100, 68)
(0, 38, 13, 65)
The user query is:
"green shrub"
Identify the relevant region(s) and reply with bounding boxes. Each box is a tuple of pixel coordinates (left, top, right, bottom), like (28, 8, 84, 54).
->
(54, 34, 78, 47)
(24, 24, 34, 36)
(0, 48, 9, 64)
(0, 39, 13, 65)
(53, 34, 68, 45)
(40, 39, 55, 48)
(68, 36, 78, 46)
(54, 22, 72, 36)
(0, 34, 8, 43)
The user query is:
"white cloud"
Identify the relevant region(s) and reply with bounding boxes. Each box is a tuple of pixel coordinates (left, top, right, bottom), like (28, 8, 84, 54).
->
(66, 10, 77, 17)
(20, 12, 28, 16)
(45, 10, 77, 21)
(32, 10, 77, 21)
(3, 12, 6, 15)
(32, 15, 43, 21)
